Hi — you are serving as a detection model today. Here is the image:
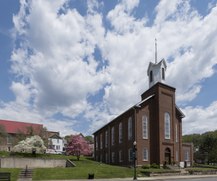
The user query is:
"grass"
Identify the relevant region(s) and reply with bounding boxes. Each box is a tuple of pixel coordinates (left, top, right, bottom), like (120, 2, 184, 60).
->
(0, 168, 21, 181)
(0, 153, 134, 180)
(33, 157, 134, 180)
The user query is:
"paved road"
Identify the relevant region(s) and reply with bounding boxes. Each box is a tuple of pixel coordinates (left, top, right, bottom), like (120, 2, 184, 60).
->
(174, 178, 217, 181)
(158, 177, 217, 181)
(40, 175, 217, 181)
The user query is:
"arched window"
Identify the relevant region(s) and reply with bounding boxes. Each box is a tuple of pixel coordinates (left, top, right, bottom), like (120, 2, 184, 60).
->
(111, 127, 115, 145)
(162, 68, 165, 80)
(142, 115, 148, 139)
(100, 133, 103, 149)
(175, 124, 178, 142)
(143, 148, 148, 161)
(164, 112, 171, 139)
(95, 136, 98, 150)
(150, 70, 153, 82)
(105, 130, 108, 148)
(119, 122, 123, 143)
(119, 150, 123, 162)
(128, 117, 132, 140)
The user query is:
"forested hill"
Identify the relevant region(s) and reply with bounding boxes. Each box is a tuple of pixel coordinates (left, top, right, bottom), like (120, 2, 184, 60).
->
(183, 130, 217, 163)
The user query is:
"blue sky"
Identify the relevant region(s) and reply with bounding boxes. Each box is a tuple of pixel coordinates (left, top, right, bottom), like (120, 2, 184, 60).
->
(0, 0, 217, 136)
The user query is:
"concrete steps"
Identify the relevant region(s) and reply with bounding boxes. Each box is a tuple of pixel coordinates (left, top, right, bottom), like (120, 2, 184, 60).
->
(18, 167, 33, 180)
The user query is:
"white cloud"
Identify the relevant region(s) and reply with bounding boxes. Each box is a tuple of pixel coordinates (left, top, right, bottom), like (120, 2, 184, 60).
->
(183, 101, 217, 135)
(10, 82, 30, 105)
(107, 0, 146, 34)
(1, 0, 217, 136)
(6, 0, 107, 135)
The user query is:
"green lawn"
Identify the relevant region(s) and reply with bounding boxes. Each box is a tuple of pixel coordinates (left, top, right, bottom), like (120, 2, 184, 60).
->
(0, 168, 21, 181)
(33, 157, 134, 180)
(0, 152, 134, 180)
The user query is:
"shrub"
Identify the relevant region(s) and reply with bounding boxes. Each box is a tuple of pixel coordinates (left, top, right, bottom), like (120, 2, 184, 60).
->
(150, 163, 160, 169)
(142, 164, 150, 169)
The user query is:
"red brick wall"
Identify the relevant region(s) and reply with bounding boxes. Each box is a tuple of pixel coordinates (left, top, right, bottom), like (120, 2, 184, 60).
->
(94, 82, 191, 167)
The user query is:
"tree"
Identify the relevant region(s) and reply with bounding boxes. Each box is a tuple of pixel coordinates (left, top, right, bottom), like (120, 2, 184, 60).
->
(13, 126, 48, 147)
(183, 130, 217, 164)
(84, 135, 94, 144)
(0, 125, 7, 144)
(66, 134, 91, 160)
(12, 135, 46, 154)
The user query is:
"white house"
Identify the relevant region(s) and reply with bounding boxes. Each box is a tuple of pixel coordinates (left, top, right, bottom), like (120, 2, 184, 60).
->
(47, 134, 64, 154)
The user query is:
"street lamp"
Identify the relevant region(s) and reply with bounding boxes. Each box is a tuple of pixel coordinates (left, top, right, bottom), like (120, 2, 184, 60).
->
(133, 141, 137, 180)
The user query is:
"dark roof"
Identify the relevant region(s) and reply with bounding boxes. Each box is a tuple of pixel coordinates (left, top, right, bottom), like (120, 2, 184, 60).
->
(0, 119, 43, 134)
(93, 95, 154, 135)
(176, 105, 185, 118)
(49, 134, 62, 139)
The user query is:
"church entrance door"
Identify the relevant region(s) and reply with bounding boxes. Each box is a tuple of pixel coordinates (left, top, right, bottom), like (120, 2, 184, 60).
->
(164, 148, 171, 164)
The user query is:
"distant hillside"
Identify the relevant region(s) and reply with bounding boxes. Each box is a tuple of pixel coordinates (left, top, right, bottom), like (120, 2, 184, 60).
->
(183, 130, 217, 164)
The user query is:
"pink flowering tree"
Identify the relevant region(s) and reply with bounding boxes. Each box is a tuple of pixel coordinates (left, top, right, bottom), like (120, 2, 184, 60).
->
(66, 134, 91, 160)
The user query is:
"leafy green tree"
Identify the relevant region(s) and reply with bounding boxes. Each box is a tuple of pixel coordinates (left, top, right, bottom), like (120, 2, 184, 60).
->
(0, 125, 7, 144)
(84, 135, 93, 143)
(183, 130, 217, 164)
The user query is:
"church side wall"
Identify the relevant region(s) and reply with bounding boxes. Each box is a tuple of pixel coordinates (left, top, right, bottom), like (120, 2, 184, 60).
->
(135, 103, 151, 166)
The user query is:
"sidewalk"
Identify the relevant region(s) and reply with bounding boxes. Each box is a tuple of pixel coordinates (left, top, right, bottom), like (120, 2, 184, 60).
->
(40, 174, 217, 181)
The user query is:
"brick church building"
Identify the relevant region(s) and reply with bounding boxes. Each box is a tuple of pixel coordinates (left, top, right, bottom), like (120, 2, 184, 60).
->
(93, 58, 193, 167)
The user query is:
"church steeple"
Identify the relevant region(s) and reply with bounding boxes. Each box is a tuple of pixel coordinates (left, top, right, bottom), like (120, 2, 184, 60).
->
(147, 39, 167, 88)
(155, 38, 157, 64)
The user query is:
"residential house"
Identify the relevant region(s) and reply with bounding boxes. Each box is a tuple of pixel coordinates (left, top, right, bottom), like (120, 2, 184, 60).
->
(0, 119, 43, 151)
(47, 131, 64, 154)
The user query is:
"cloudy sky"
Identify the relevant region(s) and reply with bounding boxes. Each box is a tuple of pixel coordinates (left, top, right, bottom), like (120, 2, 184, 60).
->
(0, 0, 217, 136)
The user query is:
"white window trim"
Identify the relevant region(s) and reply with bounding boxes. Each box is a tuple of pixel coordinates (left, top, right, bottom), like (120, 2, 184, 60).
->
(128, 117, 132, 140)
(111, 127, 115, 145)
(112, 152, 115, 163)
(143, 148, 149, 161)
(176, 150, 179, 162)
(164, 112, 171, 139)
(128, 148, 133, 162)
(119, 150, 123, 162)
(175, 124, 178, 143)
(95, 136, 98, 150)
(185, 150, 190, 161)
(142, 115, 148, 139)
(100, 133, 103, 149)
(105, 131, 108, 148)
(119, 122, 123, 143)
(105, 153, 108, 163)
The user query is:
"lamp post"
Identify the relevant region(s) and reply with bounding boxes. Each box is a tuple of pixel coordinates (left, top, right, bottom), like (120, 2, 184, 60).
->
(133, 141, 137, 180)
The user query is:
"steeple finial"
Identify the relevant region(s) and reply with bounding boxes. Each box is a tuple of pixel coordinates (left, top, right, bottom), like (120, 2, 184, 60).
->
(155, 38, 157, 64)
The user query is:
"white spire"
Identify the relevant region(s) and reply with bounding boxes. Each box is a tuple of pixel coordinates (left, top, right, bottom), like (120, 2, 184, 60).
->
(155, 38, 157, 64)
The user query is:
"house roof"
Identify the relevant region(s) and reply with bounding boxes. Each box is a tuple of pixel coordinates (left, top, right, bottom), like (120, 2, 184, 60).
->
(176, 105, 185, 118)
(47, 131, 60, 137)
(93, 95, 155, 135)
(0, 119, 43, 134)
(49, 133, 62, 139)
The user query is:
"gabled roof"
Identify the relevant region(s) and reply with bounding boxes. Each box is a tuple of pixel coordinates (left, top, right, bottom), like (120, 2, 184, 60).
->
(176, 105, 185, 118)
(0, 119, 43, 134)
(147, 59, 167, 75)
(135, 94, 155, 107)
(49, 134, 62, 139)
